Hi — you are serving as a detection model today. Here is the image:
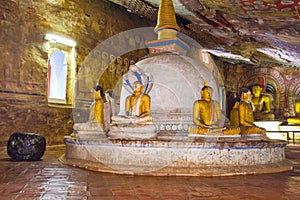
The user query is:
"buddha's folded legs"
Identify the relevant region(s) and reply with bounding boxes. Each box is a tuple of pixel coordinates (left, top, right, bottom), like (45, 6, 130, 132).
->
(240, 126, 266, 134)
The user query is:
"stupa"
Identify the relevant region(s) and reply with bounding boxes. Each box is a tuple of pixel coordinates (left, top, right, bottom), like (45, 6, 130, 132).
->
(61, 0, 292, 176)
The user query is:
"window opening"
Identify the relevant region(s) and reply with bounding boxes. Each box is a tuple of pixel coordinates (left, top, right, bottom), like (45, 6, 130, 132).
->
(48, 50, 68, 102)
(45, 33, 76, 106)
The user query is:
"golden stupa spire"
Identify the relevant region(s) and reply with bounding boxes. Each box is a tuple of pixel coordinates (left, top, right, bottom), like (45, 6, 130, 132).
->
(146, 0, 189, 54)
(154, 0, 180, 39)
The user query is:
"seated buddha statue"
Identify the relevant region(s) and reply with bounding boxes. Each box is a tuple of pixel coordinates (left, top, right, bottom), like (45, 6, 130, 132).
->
(112, 81, 152, 124)
(287, 101, 300, 124)
(251, 84, 275, 120)
(89, 85, 105, 124)
(111, 65, 154, 125)
(188, 83, 240, 135)
(125, 81, 152, 121)
(231, 88, 266, 135)
(109, 68, 156, 139)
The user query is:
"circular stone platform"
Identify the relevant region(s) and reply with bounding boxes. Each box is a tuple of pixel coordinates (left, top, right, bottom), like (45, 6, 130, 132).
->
(60, 135, 292, 176)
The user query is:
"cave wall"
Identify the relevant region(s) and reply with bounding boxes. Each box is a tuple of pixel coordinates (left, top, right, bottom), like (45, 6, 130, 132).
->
(0, 0, 153, 146)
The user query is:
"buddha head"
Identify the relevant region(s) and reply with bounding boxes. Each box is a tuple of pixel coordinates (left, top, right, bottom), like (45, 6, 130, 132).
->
(252, 84, 263, 98)
(93, 85, 104, 98)
(133, 81, 144, 95)
(240, 88, 252, 103)
(93, 85, 103, 93)
(201, 82, 212, 101)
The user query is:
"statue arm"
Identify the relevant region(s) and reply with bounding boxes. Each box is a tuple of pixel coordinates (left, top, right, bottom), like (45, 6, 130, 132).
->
(239, 103, 252, 126)
(193, 101, 209, 128)
(138, 95, 151, 118)
(262, 96, 271, 113)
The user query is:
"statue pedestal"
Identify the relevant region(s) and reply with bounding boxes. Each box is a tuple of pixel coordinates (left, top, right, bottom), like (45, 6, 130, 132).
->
(108, 123, 157, 139)
(241, 133, 268, 140)
(61, 135, 292, 176)
(188, 134, 241, 138)
(73, 122, 106, 139)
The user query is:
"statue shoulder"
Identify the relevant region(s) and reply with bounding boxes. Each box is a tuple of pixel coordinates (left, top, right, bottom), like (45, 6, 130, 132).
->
(212, 100, 221, 107)
(142, 93, 151, 100)
(238, 101, 248, 107)
(261, 94, 271, 101)
(194, 99, 205, 105)
(232, 101, 240, 109)
(126, 95, 132, 101)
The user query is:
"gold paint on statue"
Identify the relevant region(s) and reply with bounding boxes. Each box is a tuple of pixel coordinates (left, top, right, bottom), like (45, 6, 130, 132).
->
(231, 88, 266, 134)
(89, 86, 104, 124)
(189, 83, 240, 135)
(287, 102, 300, 124)
(112, 81, 152, 124)
(251, 84, 275, 120)
(125, 81, 151, 119)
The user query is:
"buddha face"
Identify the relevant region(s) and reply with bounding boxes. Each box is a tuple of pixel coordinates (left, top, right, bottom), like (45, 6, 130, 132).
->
(201, 87, 212, 101)
(252, 85, 262, 98)
(133, 81, 143, 95)
(242, 91, 252, 103)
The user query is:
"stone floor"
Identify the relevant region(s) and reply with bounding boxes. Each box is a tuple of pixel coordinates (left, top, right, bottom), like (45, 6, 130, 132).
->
(0, 144, 299, 200)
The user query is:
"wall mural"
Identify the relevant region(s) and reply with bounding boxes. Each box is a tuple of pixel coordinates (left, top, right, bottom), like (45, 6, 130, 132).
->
(77, 52, 136, 98)
(98, 53, 134, 99)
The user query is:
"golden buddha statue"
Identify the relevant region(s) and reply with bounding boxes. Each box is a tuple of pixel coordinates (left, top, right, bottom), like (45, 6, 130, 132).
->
(89, 85, 104, 124)
(231, 88, 266, 135)
(189, 83, 240, 135)
(108, 66, 157, 139)
(287, 101, 300, 124)
(112, 81, 152, 123)
(125, 81, 151, 119)
(251, 84, 275, 120)
(72, 85, 106, 137)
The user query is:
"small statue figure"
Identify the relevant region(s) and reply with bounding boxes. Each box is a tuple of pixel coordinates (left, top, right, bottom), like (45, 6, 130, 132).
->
(125, 81, 151, 119)
(112, 81, 152, 123)
(103, 89, 117, 131)
(189, 82, 240, 135)
(73, 85, 106, 138)
(105, 89, 118, 117)
(109, 66, 156, 139)
(251, 84, 275, 120)
(89, 85, 105, 124)
(111, 65, 153, 124)
(231, 88, 266, 135)
(287, 101, 300, 124)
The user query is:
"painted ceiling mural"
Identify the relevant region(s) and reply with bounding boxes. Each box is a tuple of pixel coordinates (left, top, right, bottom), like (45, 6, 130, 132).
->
(108, 0, 300, 68)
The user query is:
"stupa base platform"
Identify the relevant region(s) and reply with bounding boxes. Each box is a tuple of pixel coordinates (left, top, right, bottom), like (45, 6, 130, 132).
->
(61, 134, 293, 176)
(108, 123, 157, 139)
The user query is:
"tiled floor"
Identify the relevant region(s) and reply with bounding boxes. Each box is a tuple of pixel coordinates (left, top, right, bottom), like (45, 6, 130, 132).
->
(0, 144, 300, 200)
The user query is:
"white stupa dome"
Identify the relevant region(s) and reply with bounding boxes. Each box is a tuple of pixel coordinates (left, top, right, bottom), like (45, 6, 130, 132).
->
(118, 52, 222, 128)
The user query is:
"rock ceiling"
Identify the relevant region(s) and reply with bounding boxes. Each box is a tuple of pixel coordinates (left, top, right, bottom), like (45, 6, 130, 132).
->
(107, 0, 300, 68)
